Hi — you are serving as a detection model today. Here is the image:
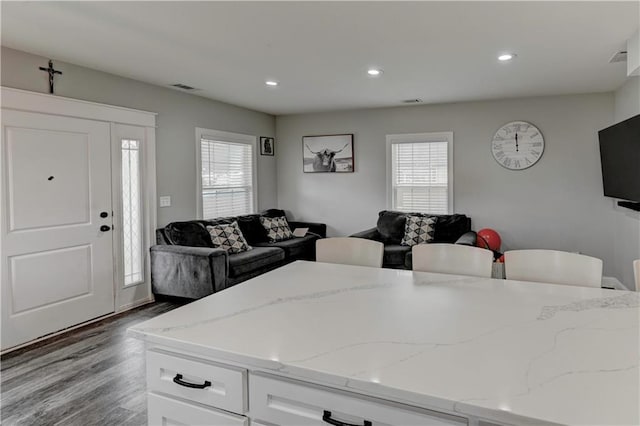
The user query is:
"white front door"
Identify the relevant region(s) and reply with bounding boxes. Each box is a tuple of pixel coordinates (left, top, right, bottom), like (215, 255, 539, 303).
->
(1, 109, 115, 350)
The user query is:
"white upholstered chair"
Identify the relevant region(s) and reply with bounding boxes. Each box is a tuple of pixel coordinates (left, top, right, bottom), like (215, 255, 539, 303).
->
(411, 244, 494, 278)
(504, 250, 603, 288)
(316, 237, 384, 268)
(633, 259, 639, 292)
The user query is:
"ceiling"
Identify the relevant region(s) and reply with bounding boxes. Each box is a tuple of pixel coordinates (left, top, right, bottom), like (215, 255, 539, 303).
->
(2, 1, 638, 115)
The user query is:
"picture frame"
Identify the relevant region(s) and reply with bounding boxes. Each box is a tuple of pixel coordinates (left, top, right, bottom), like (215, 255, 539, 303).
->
(260, 136, 275, 156)
(302, 134, 354, 173)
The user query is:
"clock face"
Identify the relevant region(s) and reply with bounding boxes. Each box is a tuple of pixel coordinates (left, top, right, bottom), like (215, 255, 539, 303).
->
(491, 121, 544, 170)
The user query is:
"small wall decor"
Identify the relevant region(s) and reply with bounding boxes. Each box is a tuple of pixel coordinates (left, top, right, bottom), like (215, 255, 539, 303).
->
(260, 137, 275, 156)
(302, 134, 354, 173)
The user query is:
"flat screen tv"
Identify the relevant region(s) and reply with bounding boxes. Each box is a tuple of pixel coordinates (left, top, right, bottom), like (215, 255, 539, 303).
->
(598, 114, 640, 203)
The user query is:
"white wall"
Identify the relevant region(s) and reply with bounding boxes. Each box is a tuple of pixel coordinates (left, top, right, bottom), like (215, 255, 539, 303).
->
(0, 47, 277, 226)
(612, 76, 640, 290)
(276, 93, 626, 280)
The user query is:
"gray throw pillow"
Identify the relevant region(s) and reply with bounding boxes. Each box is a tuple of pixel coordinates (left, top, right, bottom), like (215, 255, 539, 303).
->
(401, 215, 437, 246)
(260, 216, 294, 242)
(206, 221, 252, 254)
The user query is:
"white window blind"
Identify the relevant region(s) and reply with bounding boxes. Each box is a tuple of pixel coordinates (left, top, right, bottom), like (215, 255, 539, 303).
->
(391, 140, 450, 214)
(121, 139, 143, 286)
(201, 138, 254, 219)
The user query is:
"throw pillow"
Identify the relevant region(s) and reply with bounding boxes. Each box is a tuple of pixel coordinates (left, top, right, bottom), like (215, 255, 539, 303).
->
(260, 216, 294, 242)
(400, 215, 437, 246)
(206, 221, 252, 254)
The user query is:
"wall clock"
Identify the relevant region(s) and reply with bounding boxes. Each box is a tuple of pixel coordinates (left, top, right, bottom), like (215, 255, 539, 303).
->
(491, 121, 544, 170)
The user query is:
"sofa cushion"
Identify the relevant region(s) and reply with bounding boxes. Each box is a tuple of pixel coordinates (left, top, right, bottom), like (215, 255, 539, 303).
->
(401, 215, 437, 246)
(206, 221, 252, 254)
(235, 214, 269, 244)
(261, 208, 288, 218)
(432, 214, 471, 243)
(254, 235, 318, 259)
(165, 221, 213, 248)
(383, 244, 411, 266)
(376, 210, 408, 244)
(260, 216, 294, 242)
(228, 246, 285, 278)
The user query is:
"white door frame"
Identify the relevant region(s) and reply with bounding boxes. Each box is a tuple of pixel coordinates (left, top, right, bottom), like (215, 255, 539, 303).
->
(1, 87, 157, 318)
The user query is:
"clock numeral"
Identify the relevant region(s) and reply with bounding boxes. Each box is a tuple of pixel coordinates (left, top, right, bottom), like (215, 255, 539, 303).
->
(495, 151, 505, 159)
(503, 158, 512, 167)
(531, 142, 542, 147)
(525, 158, 532, 165)
(530, 131, 539, 138)
(514, 160, 521, 169)
(531, 150, 540, 156)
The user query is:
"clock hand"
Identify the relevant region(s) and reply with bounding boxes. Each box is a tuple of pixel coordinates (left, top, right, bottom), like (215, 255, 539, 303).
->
(515, 133, 519, 152)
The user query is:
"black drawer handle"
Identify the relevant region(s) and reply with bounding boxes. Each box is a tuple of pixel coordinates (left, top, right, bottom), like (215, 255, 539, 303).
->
(172, 373, 211, 389)
(323, 410, 372, 426)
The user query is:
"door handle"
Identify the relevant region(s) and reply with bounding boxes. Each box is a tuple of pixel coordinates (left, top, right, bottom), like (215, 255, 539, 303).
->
(100, 225, 111, 232)
(100, 211, 109, 218)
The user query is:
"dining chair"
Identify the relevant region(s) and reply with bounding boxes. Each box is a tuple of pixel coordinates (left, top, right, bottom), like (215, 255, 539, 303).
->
(412, 243, 494, 278)
(504, 249, 603, 288)
(633, 259, 639, 292)
(316, 237, 384, 268)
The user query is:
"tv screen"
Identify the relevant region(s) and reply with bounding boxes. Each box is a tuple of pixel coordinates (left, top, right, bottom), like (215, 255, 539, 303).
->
(598, 114, 640, 202)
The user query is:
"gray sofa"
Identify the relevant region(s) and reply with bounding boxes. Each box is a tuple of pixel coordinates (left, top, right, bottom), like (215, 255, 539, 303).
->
(351, 210, 475, 269)
(151, 209, 326, 299)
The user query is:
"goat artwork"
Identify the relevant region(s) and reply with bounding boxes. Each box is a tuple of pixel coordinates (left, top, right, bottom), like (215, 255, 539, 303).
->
(302, 134, 354, 173)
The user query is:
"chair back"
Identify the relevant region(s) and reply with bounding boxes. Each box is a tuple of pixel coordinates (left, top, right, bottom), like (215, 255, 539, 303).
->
(412, 244, 493, 278)
(316, 237, 384, 268)
(504, 249, 602, 288)
(633, 259, 640, 292)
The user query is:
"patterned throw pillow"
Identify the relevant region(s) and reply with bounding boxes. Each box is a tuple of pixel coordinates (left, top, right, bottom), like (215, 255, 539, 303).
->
(260, 216, 294, 242)
(206, 221, 252, 254)
(400, 215, 437, 246)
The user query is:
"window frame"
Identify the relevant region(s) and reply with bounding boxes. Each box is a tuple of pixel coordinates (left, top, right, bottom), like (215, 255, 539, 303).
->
(386, 132, 454, 214)
(195, 127, 258, 219)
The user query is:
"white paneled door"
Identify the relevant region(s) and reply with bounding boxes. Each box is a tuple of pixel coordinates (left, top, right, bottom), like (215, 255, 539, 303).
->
(1, 109, 115, 350)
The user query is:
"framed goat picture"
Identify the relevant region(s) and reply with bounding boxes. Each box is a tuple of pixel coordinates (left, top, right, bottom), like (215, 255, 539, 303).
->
(302, 134, 354, 173)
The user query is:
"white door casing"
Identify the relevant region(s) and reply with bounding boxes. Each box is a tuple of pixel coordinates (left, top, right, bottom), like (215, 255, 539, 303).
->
(1, 109, 115, 349)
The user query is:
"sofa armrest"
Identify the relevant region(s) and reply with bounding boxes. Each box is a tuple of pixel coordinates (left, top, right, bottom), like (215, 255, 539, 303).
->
(289, 221, 327, 238)
(150, 245, 228, 299)
(350, 227, 383, 242)
(455, 231, 477, 246)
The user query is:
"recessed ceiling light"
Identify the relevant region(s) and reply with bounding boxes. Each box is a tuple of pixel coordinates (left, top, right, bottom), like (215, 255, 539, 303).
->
(367, 68, 383, 76)
(498, 53, 516, 62)
(265, 80, 279, 86)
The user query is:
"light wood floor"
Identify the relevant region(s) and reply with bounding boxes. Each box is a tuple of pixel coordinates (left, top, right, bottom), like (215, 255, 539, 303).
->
(1, 300, 185, 426)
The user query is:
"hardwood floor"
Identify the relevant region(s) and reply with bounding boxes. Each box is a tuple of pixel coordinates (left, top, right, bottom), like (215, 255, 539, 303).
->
(1, 300, 185, 426)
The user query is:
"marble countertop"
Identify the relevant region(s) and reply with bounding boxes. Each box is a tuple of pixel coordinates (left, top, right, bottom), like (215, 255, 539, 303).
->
(129, 261, 640, 426)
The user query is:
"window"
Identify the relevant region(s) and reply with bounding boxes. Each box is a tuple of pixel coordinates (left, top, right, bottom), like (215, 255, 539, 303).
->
(196, 128, 256, 219)
(121, 139, 143, 285)
(387, 132, 453, 214)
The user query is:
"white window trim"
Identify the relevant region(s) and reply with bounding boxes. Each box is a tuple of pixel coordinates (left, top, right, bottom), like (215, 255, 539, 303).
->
(195, 127, 258, 219)
(386, 132, 454, 214)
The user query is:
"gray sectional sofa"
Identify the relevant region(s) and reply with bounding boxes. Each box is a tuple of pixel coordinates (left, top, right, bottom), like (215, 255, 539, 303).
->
(151, 209, 326, 299)
(351, 210, 475, 269)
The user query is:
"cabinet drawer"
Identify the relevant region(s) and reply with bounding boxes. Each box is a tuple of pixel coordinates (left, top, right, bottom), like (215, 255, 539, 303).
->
(146, 349, 247, 414)
(250, 373, 466, 426)
(148, 392, 248, 426)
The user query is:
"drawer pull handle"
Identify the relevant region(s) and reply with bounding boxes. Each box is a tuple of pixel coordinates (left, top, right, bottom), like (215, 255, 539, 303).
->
(172, 374, 211, 389)
(322, 410, 372, 426)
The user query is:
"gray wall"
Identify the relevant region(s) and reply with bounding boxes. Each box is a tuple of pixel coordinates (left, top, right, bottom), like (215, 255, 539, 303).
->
(276, 93, 627, 281)
(0, 47, 277, 226)
(612, 77, 640, 290)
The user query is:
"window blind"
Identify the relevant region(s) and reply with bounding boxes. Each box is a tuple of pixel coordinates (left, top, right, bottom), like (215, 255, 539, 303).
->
(391, 141, 449, 214)
(201, 138, 254, 219)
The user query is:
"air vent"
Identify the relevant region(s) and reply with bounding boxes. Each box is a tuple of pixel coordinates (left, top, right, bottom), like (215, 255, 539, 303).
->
(170, 83, 198, 90)
(402, 99, 423, 104)
(609, 51, 628, 63)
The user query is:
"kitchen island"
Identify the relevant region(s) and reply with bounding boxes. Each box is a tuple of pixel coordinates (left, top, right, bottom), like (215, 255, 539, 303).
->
(129, 261, 640, 426)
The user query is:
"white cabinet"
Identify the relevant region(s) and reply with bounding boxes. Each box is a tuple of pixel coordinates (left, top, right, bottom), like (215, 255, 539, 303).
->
(146, 348, 247, 413)
(143, 346, 468, 426)
(147, 392, 248, 426)
(249, 373, 466, 426)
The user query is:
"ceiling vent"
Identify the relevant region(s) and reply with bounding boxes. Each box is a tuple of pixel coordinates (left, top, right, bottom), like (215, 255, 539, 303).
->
(609, 51, 628, 63)
(170, 83, 198, 90)
(402, 98, 423, 104)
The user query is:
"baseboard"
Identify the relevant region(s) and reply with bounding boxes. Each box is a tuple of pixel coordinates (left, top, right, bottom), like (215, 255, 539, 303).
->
(1, 297, 155, 356)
